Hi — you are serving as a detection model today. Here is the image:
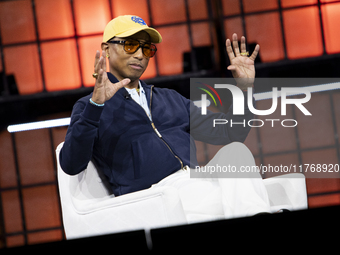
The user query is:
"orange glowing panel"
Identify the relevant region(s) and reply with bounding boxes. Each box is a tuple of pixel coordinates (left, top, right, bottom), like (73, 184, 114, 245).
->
(281, 0, 317, 8)
(73, 0, 111, 36)
(0, 0, 36, 44)
(6, 235, 25, 248)
(243, 0, 278, 13)
(16, 129, 56, 185)
(224, 17, 244, 41)
(150, 0, 186, 25)
(296, 93, 335, 149)
(191, 22, 211, 47)
(41, 39, 81, 91)
(1, 190, 23, 234)
(308, 194, 340, 208)
(245, 13, 285, 62)
(35, 0, 74, 40)
(22, 185, 61, 230)
(141, 57, 157, 80)
(78, 35, 103, 87)
(111, 0, 150, 23)
(188, 0, 208, 20)
(28, 229, 63, 245)
(221, 0, 241, 16)
(321, 3, 340, 54)
(156, 25, 190, 75)
(283, 7, 323, 59)
(4, 44, 43, 95)
(333, 92, 340, 145)
(306, 178, 340, 194)
(0, 131, 16, 188)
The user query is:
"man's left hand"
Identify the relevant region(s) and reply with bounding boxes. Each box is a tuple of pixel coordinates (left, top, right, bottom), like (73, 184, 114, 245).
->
(226, 33, 259, 90)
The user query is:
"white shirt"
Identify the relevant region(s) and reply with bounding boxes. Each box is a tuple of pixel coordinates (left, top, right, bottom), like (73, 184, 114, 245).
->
(124, 81, 152, 121)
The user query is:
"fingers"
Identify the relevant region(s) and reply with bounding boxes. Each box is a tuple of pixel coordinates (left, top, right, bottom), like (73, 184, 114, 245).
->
(240, 36, 246, 54)
(226, 38, 235, 61)
(94, 51, 108, 82)
(226, 33, 260, 61)
(227, 65, 236, 71)
(101, 50, 107, 72)
(232, 33, 241, 57)
(117, 78, 131, 89)
(95, 57, 105, 84)
(94, 50, 107, 78)
(94, 50, 100, 73)
(97, 72, 130, 91)
(226, 33, 243, 61)
(96, 68, 104, 85)
(249, 44, 260, 61)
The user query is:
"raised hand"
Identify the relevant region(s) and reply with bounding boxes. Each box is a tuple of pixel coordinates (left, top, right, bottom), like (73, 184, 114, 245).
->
(226, 33, 259, 90)
(91, 50, 130, 105)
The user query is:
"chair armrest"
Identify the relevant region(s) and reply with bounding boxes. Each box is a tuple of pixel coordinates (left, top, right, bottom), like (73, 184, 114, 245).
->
(73, 185, 185, 219)
(64, 186, 187, 239)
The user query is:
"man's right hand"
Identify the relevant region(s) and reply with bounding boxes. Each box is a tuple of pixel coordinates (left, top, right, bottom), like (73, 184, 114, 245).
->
(91, 50, 130, 105)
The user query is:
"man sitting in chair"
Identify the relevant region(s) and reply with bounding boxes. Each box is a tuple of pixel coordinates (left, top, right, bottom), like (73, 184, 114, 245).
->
(60, 15, 271, 221)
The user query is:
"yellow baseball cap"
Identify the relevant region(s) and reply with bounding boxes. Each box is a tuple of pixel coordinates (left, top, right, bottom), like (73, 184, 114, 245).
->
(103, 15, 162, 43)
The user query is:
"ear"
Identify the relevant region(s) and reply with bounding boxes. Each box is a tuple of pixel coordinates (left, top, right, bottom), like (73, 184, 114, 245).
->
(101, 42, 109, 54)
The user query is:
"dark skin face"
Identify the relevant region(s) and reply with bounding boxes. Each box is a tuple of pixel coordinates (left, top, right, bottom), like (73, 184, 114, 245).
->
(101, 31, 151, 90)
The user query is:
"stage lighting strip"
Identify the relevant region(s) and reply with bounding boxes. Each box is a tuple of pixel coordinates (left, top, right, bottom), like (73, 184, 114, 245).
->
(7, 82, 340, 133)
(7, 117, 71, 133)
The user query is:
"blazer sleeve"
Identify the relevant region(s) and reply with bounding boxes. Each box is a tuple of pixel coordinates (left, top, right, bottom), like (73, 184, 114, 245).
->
(59, 97, 104, 175)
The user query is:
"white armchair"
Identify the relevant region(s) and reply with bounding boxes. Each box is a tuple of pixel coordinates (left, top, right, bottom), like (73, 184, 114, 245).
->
(56, 142, 308, 240)
(56, 142, 187, 240)
(264, 173, 308, 213)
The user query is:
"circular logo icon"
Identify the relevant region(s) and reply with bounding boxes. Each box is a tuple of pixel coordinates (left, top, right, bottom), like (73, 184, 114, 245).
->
(131, 16, 146, 26)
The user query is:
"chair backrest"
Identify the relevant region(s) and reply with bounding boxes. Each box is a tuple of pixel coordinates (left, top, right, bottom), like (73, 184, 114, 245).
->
(55, 142, 114, 207)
